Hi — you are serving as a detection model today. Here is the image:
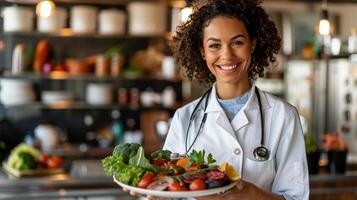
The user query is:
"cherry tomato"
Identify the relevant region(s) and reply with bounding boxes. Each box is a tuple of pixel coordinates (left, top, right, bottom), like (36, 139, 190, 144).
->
(46, 155, 62, 169)
(138, 173, 154, 188)
(151, 158, 167, 166)
(189, 179, 206, 191)
(39, 153, 49, 167)
(168, 181, 188, 191)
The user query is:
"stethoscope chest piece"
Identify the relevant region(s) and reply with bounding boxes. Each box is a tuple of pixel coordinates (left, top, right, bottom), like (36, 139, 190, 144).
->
(253, 146, 269, 161)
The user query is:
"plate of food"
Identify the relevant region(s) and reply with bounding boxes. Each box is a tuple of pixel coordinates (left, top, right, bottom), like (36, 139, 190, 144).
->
(102, 143, 240, 198)
(114, 176, 239, 198)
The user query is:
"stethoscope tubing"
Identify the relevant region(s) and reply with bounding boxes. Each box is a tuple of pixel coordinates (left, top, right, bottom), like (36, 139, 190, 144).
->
(184, 86, 269, 161)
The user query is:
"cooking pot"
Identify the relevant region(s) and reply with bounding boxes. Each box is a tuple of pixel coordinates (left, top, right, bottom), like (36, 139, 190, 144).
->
(1, 6, 34, 32)
(98, 9, 125, 35)
(37, 7, 67, 32)
(128, 2, 167, 36)
(70, 5, 97, 34)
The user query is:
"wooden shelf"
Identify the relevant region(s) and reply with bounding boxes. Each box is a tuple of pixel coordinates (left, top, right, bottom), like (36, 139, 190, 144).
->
(0, 101, 180, 110)
(1, 72, 182, 83)
(1, 31, 167, 40)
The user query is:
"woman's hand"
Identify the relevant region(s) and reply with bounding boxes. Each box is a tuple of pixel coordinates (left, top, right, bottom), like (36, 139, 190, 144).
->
(196, 180, 284, 200)
(122, 187, 172, 200)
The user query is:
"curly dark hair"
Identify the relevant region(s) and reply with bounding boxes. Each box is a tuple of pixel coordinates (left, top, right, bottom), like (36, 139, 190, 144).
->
(171, 0, 281, 84)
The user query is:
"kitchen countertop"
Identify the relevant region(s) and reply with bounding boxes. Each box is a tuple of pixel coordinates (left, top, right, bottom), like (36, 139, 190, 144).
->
(0, 160, 131, 199)
(0, 160, 357, 199)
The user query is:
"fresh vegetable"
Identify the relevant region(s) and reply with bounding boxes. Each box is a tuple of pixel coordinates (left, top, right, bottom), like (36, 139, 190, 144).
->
(113, 143, 141, 163)
(129, 147, 157, 172)
(39, 153, 49, 167)
(7, 143, 41, 171)
(46, 155, 62, 169)
(102, 153, 147, 186)
(168, 181, 188, 191)
(166, 164, 185, 175)
(102, 143, 240, 190)
(176, 157, 190, 168)
(138, 172, 154, 188)
(12, 152, 38, 170)
(188, 150, 216, 167)
(150, 149, 171, 160)
(102, 155, 127, 176)
(115, 164, 146, 186)
(176, 157, 200, 171)
(189, 179, 206, 191)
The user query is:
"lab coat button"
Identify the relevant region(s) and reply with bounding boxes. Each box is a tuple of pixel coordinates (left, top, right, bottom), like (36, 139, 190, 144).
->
(234, 148, 241, 155)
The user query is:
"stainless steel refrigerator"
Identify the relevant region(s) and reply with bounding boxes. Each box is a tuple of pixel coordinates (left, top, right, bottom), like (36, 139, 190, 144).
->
(286, 58, 357, 161)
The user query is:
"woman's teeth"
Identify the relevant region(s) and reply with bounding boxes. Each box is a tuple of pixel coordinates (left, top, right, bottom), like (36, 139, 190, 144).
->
(218, 64, 238, 71)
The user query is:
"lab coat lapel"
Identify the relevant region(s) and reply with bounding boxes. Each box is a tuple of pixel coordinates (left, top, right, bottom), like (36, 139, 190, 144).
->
(231, 85, 258, 132)
(231, 109, 250, 132)
(205, 85, 237, 139)
(231, 85, 271, 133)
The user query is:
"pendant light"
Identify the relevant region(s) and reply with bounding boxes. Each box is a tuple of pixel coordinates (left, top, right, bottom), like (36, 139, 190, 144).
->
(318, 0, 330, 36)
(36, 0, 56, 17)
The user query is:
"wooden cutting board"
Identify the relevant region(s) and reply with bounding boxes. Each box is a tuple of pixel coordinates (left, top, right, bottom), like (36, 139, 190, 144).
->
(2, 162, 64, 178)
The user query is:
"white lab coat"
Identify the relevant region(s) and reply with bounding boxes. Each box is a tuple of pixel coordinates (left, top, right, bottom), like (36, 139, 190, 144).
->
(163, 84, 309, 200)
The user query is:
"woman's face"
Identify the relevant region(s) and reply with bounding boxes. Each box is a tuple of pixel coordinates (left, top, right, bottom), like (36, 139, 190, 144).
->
(200, 16, 256, 86)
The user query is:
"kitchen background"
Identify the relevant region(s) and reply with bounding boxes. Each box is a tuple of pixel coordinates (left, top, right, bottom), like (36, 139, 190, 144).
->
(0, 0, 356, 199)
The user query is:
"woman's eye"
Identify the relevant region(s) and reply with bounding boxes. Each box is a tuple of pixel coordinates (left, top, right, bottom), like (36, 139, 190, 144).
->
(208, 44, 220, 49)
(232, 41, 243, 47)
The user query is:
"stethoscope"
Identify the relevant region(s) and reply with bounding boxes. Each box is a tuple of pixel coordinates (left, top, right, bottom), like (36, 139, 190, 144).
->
(184, 86, 269, 161)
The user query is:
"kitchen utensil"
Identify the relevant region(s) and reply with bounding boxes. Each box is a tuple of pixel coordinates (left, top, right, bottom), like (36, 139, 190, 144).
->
(11, 44, 27, 75)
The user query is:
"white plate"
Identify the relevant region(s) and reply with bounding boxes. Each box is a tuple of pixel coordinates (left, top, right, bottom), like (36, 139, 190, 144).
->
(113, 176, 239, 198)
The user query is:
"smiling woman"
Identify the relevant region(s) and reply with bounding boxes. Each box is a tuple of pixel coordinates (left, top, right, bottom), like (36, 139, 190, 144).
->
(200, 17, 255, 99)
(171, 0, 280, 86)
(161, 0, 309, 200)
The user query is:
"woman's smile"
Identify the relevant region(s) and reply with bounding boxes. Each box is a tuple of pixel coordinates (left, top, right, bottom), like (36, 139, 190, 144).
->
(200, 16, 256, 93)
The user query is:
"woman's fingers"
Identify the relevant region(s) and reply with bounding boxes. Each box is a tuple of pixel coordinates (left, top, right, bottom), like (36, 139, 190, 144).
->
(130, 190, 138, 196)
(146, 195, 172, 200)
(122, 187, 139, 197)
(236, 180, 245, 191)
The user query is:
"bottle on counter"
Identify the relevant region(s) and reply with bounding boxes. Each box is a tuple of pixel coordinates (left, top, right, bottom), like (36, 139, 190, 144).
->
(84, 114, 97, 147)
(122, 118, 143, 144)
(117, 87, 128, 106)
(348, 28, 357, 54)
(129, 88, 140, 109)
(162, 86, 176, 108)
(110, 110, 124, 145)
(110, 53, 125, 77)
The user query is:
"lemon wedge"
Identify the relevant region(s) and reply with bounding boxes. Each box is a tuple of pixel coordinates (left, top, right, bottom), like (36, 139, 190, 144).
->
(218, 162, 241, 181)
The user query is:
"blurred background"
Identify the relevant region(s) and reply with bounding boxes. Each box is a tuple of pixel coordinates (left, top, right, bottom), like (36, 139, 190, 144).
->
(0, 0, 356, 199)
